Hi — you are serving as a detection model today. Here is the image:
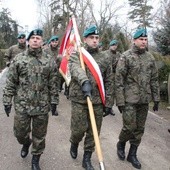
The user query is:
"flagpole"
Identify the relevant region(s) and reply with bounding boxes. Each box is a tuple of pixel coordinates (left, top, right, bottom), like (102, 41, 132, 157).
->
(72, 15, 105, 170)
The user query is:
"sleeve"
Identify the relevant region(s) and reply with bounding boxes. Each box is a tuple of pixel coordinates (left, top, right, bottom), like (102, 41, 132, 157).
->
(115, 54, 127, 106)
(104, 55, 114, 107)
(150, 59, 160, 102)
(48, 58, 59, 105)
(69, 52, 89, 86)
(3, 58, 19, 105)
(4, 47, 12, 66)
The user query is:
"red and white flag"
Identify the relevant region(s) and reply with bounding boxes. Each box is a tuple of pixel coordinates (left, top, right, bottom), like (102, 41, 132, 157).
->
(59, 17, 105, 105)
(59, 19, 76, 86)
(71, 17, 105, 105)
(81, 47, 105, 105)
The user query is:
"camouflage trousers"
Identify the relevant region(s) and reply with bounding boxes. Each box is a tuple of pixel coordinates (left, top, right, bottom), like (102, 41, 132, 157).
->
(14, 112, 49, 155)
(70, 101, 103, 152)
(119, 103, 149, 146)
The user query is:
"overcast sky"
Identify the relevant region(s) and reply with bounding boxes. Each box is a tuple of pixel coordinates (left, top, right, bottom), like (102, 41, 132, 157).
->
(1, 0, 38, 33)
(0, 0, 161, 37)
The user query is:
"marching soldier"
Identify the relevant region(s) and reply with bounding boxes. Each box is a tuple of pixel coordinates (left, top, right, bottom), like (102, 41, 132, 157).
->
(68, 25, 114, 170)
(3, 29, 59, 170)
(104, 39, 121, 116)
(44, 35, 69, 100)
(115, 28, 160, 169)
(4, 33, 27, 67)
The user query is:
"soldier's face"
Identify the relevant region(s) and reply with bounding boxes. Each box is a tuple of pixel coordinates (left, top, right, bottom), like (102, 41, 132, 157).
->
(18, 37, 26, 44)
(50, 40, 59, 47)
(84, 35, 99, 48)
(28, 35, 43, 49)
(110, 45, 118, 51)
(134, 37, 148, 49)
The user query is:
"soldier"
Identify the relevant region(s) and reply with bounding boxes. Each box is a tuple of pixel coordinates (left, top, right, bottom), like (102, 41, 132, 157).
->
(68, 25, 113, 170)
(115, 28, 160, 169)
(3, 29, 59, 170)
(4, 33, 27, 67)
(44, 35, 68, 99)
(103, 39, 121, 116)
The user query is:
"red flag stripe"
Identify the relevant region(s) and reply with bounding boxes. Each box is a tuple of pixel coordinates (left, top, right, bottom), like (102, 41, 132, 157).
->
(59, 19, 73, 55)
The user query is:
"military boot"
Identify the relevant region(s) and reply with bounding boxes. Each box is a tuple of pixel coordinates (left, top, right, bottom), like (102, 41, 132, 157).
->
(32, 155, 41, 170)
(82, 151, 94, 170)
(110, 109, 115, 116)
(117, 141, 126, 160)
(127, 144, 141, 169)
(70, 143, 78, 159)
(21, 139, 32, 158)
(64, 85, 69, 99)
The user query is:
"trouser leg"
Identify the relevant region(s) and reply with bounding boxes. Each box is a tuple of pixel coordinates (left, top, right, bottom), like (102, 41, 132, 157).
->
(31, 114, 49, 155)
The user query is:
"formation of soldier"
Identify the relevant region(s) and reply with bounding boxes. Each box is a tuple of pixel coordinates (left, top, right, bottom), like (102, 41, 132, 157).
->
(2, 25, 160, 170)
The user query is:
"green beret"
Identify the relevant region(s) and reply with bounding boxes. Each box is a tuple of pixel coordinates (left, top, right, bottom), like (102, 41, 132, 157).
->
(133, 28, 147, 39)
(27, 29, 43, 41)
(83, 25, 99, 37)
(17, 33, 26, 39)
(48, 35, 59, 44)
(109, 40, 118, 46)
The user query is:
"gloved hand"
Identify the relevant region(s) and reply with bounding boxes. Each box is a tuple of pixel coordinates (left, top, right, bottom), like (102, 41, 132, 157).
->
(103, 107, 115, 117)
(51, 104, 58, 116)
(4, 105, 12, 117)
(81, 80, 92, 98)
(118, 106, 125, 113)
(153, 101, 159, 111)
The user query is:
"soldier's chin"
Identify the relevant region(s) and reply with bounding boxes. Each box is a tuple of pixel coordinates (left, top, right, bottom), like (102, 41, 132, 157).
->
(92, 45, 98, 48)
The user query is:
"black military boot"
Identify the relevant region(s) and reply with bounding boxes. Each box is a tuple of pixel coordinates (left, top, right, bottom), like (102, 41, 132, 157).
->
(82, 151, 94, 170)
(21, 139, 32, 158)
(64, 85, 69, 99)
(110, 109, 115, 116)
(70, 143, 78, 159)
(32, 155, 41, 170)
(127, 144, 141, 169)
(117, 141, 126, 160)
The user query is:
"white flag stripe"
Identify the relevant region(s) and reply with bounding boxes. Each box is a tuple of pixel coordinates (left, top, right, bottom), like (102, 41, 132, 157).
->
(81, 47, 105, 99)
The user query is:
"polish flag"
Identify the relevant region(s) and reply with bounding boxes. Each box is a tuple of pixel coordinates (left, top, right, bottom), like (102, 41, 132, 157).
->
(59, 19, 76, 86)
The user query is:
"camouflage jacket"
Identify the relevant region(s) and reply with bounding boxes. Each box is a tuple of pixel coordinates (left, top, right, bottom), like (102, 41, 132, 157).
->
(43, 47, 62, 68)
(115, 45, 160, 106)
(69, 48, 114, 107)
(4, 43, 26, 66)
(3, 48, 59, 115)
(106, 50, 121, 98)
(43, 46, 63, 88)
(106, 50, 121, 73)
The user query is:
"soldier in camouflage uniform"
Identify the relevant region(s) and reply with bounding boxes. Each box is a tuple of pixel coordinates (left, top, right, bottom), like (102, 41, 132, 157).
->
(69, 25, 114, 170)
(43, 35, 62, 115)
(104, 39, 121, 116)
(115, 28, 160, 169)
(44, 35, 69, 100)
(4, 33, 27, 67)
(3, 29, 59, 170)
